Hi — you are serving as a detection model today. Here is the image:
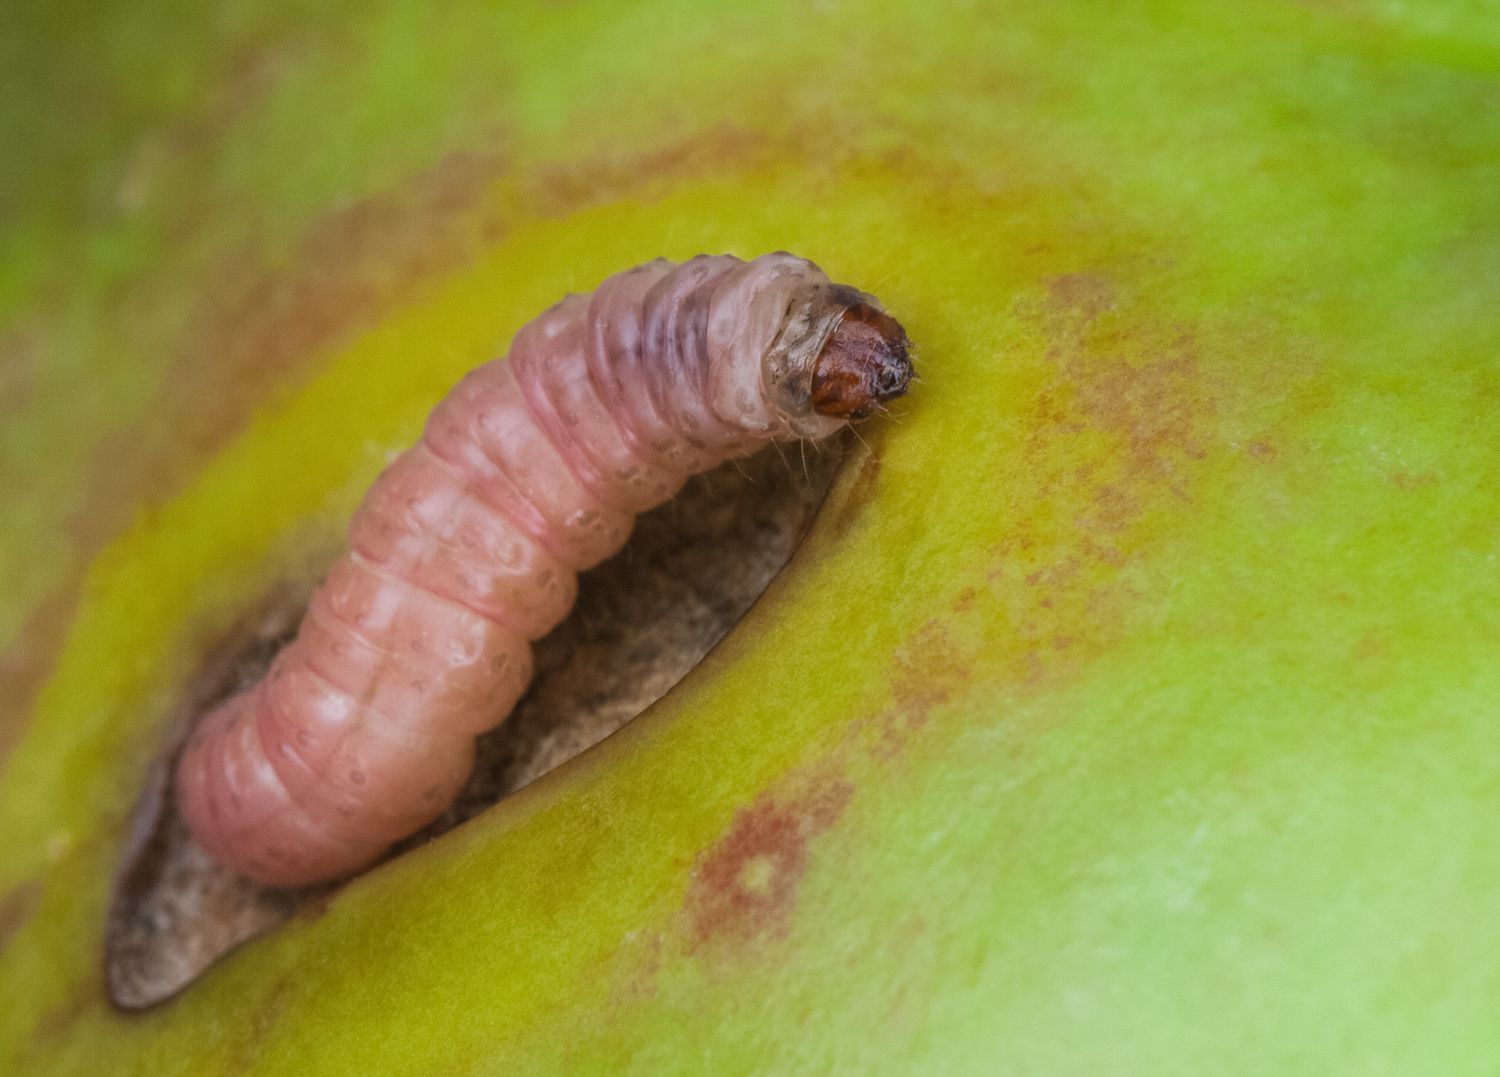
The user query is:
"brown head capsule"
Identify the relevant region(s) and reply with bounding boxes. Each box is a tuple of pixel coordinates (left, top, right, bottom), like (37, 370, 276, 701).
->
(810, 302, 915, 420)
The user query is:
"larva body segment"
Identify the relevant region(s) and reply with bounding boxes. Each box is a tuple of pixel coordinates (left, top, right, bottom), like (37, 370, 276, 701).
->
(176, 252, 913, 887)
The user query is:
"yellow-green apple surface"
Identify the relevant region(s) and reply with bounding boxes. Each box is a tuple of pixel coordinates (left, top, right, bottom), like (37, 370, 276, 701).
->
(2, 0, 1498, 1072)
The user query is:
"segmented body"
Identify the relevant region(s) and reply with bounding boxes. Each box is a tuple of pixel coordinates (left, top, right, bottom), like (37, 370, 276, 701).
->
(175, 252, 912, 886)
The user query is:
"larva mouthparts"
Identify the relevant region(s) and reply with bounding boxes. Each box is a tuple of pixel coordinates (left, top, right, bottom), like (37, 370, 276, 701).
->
(175, 251, 914, 887)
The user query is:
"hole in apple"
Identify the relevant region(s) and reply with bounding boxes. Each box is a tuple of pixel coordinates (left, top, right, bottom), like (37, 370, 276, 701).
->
(104, 441, 844, 1010)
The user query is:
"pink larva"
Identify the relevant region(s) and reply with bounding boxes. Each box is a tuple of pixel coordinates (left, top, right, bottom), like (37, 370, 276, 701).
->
(175, 252, 914, 887)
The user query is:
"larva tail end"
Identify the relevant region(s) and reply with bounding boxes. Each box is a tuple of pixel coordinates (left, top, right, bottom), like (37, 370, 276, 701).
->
(810, 303, 914, 421)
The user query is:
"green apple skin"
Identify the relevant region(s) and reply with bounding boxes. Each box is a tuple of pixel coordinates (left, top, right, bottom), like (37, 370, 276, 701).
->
(3, 0, 1500, 1073)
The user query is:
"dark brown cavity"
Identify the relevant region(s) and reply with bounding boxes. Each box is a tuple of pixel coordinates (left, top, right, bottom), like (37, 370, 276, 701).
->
(105, 441, 846, 1010)
(810, 303, 914, 420)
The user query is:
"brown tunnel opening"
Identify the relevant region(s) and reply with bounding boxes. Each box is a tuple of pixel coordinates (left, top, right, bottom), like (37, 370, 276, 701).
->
(105, 439, 845, 1010)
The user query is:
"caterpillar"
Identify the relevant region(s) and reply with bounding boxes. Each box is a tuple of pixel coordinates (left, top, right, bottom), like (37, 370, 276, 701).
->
(175, 252, 913, 887)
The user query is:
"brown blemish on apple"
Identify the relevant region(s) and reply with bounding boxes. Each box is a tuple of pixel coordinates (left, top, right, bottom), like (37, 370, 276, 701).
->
(846, 267, 1240, 766)
(1387, 470, 1437, 491)
(885, 620, 967, 736)
(0, 592, 78, 767)
(29, 1000, 85, 1052)
(219, 972, 298, 1072)
(1354, 633, 1388, 663)
(986, 273, 1220, 689)
(609, 931, 666, 1008)
(1068, 346, 1208, 533)
(0, 879, 41, 955)
(1046, 272, 1116, 321)
(525, 123, 777, 218)
(0, 324, 37, 415)
(686, 777, 853, 948)
(818, 445, 885, 544)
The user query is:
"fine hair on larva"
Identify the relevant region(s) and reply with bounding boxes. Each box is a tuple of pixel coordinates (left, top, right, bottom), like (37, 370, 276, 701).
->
(175, 251, 914, 887)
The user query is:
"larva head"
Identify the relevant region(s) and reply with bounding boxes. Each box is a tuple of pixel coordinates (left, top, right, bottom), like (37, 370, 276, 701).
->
(756, 266, 914, 438)
(809, 299, 914, 421)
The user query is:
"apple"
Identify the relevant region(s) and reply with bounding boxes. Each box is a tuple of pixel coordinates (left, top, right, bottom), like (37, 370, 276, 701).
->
(3, 0, 1498, 1072)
